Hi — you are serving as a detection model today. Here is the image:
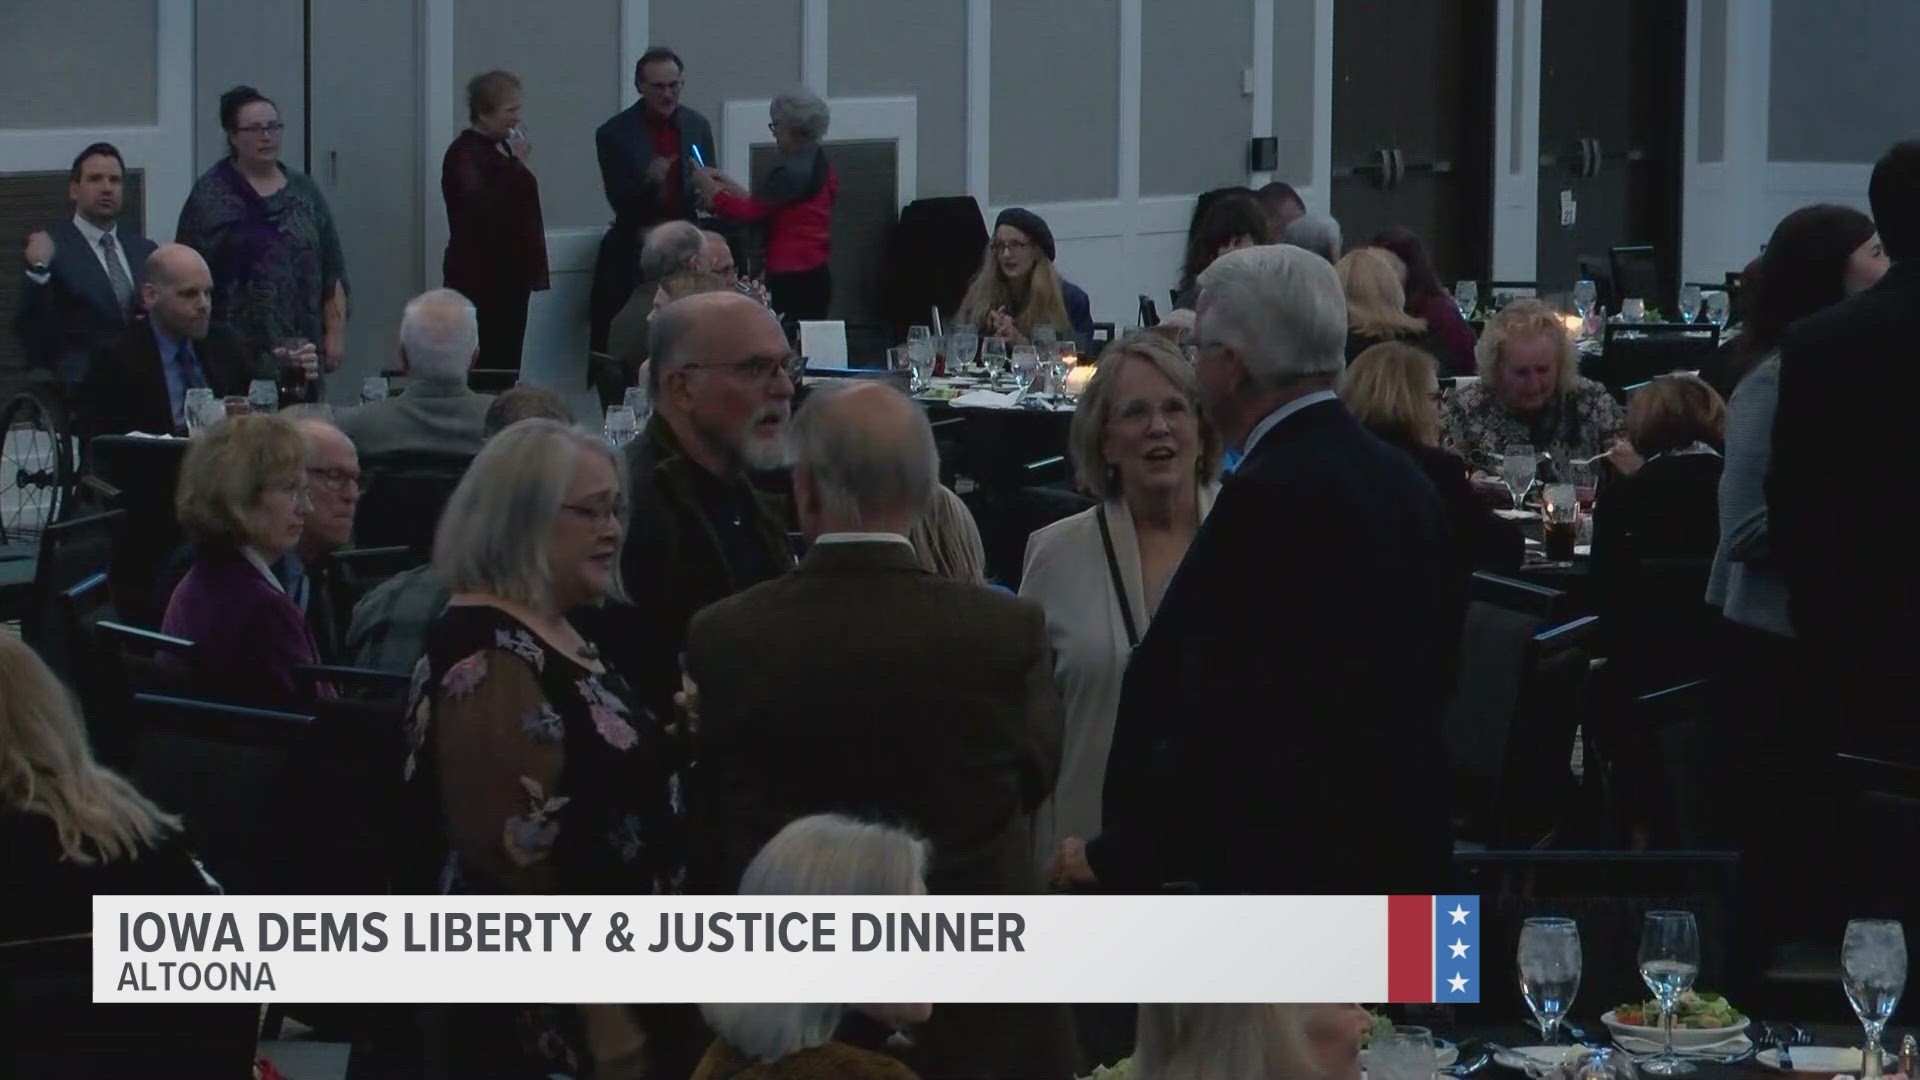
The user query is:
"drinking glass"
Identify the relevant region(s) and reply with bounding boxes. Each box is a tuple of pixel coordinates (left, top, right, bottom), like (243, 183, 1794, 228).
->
(1572, 279, 1598, 320)
(1033, 325, 1058, 348)
(1621, 298, 1646, 324)
(1520, 917, 1583, 1046)
(222, 395, 251, 418)
(603, 405, 638, 449)
(1566, 461, 1598, 513)
(1370, 1025, 1437, 1080)
(1842, 919, 1906, 1076)
(949, 330, 979, 375)
(1704, 291, 1730, 329)
(360, 376, 389, 404)
(623, 386, 652, 427)
(248, 379, 280, 414)
(1454, 280, 1479, 321)
(1637, 910, 1702, 1075)
(183, 388, 218, 437)
(1011, 346, 1040, 394)
(981, 338, 1010, 376)
(1678, 284, 1703, 325)
(887, 346, 910, 372)
(907, 336, 936, 380)
(907, 325, 933, 354)
(908, 346, 936, 393)
(1501, 445, 1538, 510)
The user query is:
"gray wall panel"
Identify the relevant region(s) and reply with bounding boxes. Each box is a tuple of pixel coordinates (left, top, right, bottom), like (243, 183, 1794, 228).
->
(194, 0, 304, 175)
(990, 0, 1120, 203)
(0, 2, 158, 128)
(1697, 0, 1726, 162)
(1141, 0, 1253, 195)
(650, 0, 804, 150)
(1769, 0, 1920, 162)
(828, 0, 969, 197)
(1273, 0, 1318, 188)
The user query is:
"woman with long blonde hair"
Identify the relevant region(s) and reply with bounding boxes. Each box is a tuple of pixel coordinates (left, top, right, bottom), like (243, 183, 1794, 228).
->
(956, 207, 1094, 343)
(1337, 248, 1443, 363)
(1134, 1003, 1367, 1080)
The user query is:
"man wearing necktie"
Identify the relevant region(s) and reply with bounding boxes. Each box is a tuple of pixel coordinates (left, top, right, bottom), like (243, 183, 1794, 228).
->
(76, 244, 255, 441)
(15, 142, 158, 390)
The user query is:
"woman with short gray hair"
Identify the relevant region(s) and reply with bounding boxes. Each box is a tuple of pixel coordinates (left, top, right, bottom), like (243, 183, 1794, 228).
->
(406, 418, 684, 1078)
(693, 89, 838, 319)
(693, 814, 930, 1079)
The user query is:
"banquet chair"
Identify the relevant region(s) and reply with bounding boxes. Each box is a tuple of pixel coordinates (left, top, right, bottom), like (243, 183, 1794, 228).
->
(1609, 244, 1662, 309)
(1592, 325, 1721, 403)
(22, 508, 123, 687)
(355, 449, 474, 559)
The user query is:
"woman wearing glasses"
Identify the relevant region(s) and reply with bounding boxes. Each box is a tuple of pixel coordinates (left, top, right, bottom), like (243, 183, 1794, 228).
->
(956, 207, 1094, 344)
(176, 85, 348, 390)
(693, 90, 838, 320)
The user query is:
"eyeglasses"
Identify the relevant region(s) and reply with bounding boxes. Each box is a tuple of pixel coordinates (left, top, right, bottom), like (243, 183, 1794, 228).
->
(682, 354, 805, 383)
(306, 466, 363, 493)
(990, 240, 1035, 255)
(643, 80, 684, 92)
(561, 499, 628, 525)
(234, 122, 285, 137)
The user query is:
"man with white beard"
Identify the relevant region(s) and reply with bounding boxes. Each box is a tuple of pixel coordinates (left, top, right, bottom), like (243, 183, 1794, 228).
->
(591, 290, 801, 733)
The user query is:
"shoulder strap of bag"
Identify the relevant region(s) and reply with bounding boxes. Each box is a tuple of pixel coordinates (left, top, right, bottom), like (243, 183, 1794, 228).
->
(1097, 504, 1141, 650)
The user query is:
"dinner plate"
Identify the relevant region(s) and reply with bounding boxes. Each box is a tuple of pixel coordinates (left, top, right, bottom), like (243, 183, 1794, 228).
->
(1753, 1046, 1892, 1072)
(1493, 1044, 1572, 1072)
(1601, 1009, 1748, 1051)
(1360, 1040, 1458, 1070)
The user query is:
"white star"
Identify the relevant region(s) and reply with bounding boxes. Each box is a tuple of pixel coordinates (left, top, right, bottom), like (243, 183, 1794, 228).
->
(1449, 938, 1470, 959)
(1448, 904, 1471, 925)
(1448, 973, 1470, 994)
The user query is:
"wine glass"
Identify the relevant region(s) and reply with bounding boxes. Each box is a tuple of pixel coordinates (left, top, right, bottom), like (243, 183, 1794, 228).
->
(1033, 325, 1058, 348)
(906, 324, 933, 356)
(1519, 917, 1582, 1047)
(360, 376, 389, 404)
(1501, 445, 1538, 510)
(981, 337, 1010, 377)
(603, 405, 638, 449)
(248, 378, 280, 414)
(1572, 279, 1598, 320)
(1369, 1025, 1436, 1080)
(183, 388, 218, 437)
(1637, 910, 1702, 1075)
(1842, 919, 1906, 1075)
(623, 385, 652, 428)
(1704, 291, 1730, 329)
(1454, 280, 1479, 321)
(1011, 346, 1040, 395)
(948, 330, 979, 375)
(907, 335, 936, 381)
(1678, 284, 1703, 325)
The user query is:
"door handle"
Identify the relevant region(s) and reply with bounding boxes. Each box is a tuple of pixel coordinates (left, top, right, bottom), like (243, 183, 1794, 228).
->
(328, 150, 338, 186)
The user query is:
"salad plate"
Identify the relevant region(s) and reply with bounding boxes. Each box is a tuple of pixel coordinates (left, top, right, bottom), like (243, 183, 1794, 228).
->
(1602, 990, 1748, 1051)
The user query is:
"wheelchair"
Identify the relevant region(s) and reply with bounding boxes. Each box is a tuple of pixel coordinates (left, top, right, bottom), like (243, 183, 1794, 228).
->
(0, 372, 78, 544)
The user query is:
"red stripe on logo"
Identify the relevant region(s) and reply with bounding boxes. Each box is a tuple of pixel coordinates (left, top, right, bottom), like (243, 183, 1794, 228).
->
(1387, 895, 1433, 1003)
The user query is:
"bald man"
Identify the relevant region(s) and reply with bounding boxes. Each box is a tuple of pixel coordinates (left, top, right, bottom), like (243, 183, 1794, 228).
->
(683, 381, 1072, 1078)
(77, 243, 255, 440)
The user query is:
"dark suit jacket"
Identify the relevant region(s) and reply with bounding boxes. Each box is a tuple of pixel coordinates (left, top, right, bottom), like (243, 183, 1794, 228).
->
(685, 538, 1074, 1080)
(1086, 398, 1463, 895)
(595, 103, 715, 233)
(76, 320, 254, 441)
(14, 219, 156, 384)
(1769, 259, 1920, 723)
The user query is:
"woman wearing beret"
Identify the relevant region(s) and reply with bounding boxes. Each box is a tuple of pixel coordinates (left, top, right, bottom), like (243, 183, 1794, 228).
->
(956, 207, 1094, 343)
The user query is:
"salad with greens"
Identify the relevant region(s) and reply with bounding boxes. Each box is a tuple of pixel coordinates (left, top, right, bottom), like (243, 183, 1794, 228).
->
(1611, 990, 1745, 1029)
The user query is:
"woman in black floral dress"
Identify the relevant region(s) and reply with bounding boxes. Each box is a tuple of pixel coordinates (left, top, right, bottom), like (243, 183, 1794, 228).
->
(403, 419, 682, 1080)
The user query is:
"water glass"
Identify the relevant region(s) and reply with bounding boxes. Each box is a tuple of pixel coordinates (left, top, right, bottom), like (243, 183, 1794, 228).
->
(603, 405, 639, 449)
(1370, 1025, 1437, 1080)
(1501, 445, 1538, 510)
(1572, 279, 1598, 320)
(1637, 910, 1701, 1075)
(948, 330, 979, 374)
(222, 395, 251, 418)
(1842, 919, 1906, 1075)
(1678, 284, 1703, 325)
(1011, 346, 1040, 394)
(981, 338, 1010, 375)
(906, 325, 933, 355)
(248, 379, 280, 414)
(183, 388, 218, 437)
(1454, 279, 1479, 321)
(360, 376, 389, 404)
(623, 386, 652, 427)
(1519, 917, 1583, 1046)
(1033, 325, 1058, 348)
(1704, 290, 1730, 329)
(1621, 298, 1646, 323)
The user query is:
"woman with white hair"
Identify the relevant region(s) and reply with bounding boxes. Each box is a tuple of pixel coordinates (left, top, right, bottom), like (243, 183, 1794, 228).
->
(404, 418, 683, 1079)
(1133, 1004, 1367, 1080)
(1441, 298, 1625, 468)
(694, 90, 838, 319)
(693, 814, 930, 1080)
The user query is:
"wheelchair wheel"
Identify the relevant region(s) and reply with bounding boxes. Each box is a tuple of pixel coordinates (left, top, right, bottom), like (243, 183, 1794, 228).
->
(0, 390, 73, 544)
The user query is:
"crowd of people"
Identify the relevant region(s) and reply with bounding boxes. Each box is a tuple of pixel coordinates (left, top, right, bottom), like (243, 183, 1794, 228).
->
(5, 29, 1920, 1077)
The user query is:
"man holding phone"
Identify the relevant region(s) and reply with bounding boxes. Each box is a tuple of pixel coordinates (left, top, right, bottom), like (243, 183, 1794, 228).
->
(590, 46, 716, 354)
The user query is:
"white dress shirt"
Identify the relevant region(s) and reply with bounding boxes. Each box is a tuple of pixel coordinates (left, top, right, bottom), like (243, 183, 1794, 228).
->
(812, 532, 914, 549)
(23, 213, 137, 290)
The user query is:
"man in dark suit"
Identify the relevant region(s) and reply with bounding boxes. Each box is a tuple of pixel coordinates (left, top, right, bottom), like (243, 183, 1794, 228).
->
(1053, 244, 1462, 898)
(77, 244, 253, 440)
(15, 143, 158, 390)
(589, 46, 716, 353)
(685, 381, 1072, 1078)
(1770, 139, 1920, 736)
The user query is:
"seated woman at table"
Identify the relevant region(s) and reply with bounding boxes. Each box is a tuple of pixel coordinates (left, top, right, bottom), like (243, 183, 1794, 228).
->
(694, 814, 930, 1080)
(162, 413, 324, 705)
(1337, 248, 1450, 363)
(1021, 332, 1221, 877)
(1134, 1004, 1368, 1080)
(1370, 226, 1476, 375)
(956, 208, 1094, 344)
(1594, 373, 1726, 572)
(1342, 341, 1522, 573)
(1442, 298, 1625, 470)
(909, 484, 1008, 593)
(1170, 190, 1269, 310)
(406, 418, 686, 1080)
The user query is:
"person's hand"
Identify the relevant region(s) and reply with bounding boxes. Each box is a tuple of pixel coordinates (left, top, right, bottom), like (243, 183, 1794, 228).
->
(321, 330, 344, 373)
(707, 170, 748, 197)
(644, 155, 673, 188)
(24, 230, 54, 266)
(1048, 838, 1097, 889)
(1606, 438, 1644, 477)
(506, 126, 531, 163)
(689, 169, 719, 203)
(274, 341, 322, 384)
(739, 277, 773, 309)
(988, 308, 1023, 343)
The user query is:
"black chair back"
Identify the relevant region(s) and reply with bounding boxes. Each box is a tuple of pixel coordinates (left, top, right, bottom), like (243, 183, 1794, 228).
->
(89, 434, 189, 628)
(1609, 244, 1662, 309)
(356, 450, 474, 557)
(1637, 679, 1721, 849)
(23, 509, 124, 691)
(1592, 325, 1722, 402)
(1137, 295, 1160, 327)
(290, 668, 414, 895)
(881, 196, 989, 337)
(1472, 571, 1568, 622)
(468, 368, 518, 393)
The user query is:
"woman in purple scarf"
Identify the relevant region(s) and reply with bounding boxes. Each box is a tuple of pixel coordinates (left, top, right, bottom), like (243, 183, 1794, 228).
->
(175, 85, 349, 390)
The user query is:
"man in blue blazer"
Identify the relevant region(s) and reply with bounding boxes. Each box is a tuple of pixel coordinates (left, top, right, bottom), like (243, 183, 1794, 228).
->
(589, 46, 716, 353)
(16, 143, 158, 390)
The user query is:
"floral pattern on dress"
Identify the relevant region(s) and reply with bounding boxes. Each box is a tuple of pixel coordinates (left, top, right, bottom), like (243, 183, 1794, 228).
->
(606, 813, 647, 863)
(442, 652, 489, 697)
(1441, 375, 1627, 469)
(520, 702, 565, 743)
(494, 629, 546, 671)
(579, 676, 639, 751)
(502, 777, 571, 868)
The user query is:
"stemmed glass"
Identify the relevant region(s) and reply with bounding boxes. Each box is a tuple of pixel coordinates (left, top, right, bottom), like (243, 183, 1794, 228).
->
(1519, 917, 1583, 1047)
(1501, 445, 1538, 510)
(623, 385, 652, 429)
(981, 338, 1010, 379)
(1637, 910, 1702, 1075)
(1841, 919, 1905, 1078)
(1454, 280, 1479, 321)
(948, 330, 979, 375)
(906, 325, 933, 352)
(1370, 1025, 1437, 1080)
(1704, 291, 1730, 330)
(907, 334, 937, 385)
(248, 378, 280, 414)
(603, 405, 638, 449)
(1678, 284, 1703, 325)
(360, 376, 389, 404)
(1011, 346, 1040, 396)
(1572, 279, 1598, 321)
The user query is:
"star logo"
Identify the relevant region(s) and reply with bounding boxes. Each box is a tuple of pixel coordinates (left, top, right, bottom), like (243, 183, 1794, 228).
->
(1448, 972, 1470, 994)
(1449, 938, 1470, 959)
(1448, 904, 1471, 925)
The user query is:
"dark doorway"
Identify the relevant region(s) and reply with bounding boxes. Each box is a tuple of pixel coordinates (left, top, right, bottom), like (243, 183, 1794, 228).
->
(1535, 0, 1686, 306)
(1330, 0, 1496, 283)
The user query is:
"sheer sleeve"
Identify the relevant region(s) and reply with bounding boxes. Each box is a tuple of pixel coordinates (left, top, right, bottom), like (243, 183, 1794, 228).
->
(432, 650, 568, 893)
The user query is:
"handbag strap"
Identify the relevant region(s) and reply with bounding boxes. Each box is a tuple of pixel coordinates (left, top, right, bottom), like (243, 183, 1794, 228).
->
(1096, 504, 1141, 650)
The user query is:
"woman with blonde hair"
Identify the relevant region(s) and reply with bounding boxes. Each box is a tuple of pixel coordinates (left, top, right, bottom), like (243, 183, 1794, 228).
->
(1342, 342, 1521, 571)
(1441, 298, 1624, 467)
(1337, 248, 1446, 363)
(908, 484, 995, 589)
(956, 208, 1094, 343)
(1133, 1003, 1367, 1080)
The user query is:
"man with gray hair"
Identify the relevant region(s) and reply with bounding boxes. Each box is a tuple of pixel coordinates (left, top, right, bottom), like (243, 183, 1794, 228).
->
(1283, 212, 1342, 265)
(1051, 244, 1461, 899)
(603, 219, 712, 401)
(336, 288, 490, 460)
(684, 380, 1072, 1079)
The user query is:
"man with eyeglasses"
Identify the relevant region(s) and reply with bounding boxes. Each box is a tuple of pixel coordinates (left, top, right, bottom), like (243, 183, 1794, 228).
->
(285, 415, 361, 659)
(590, 45, 716, 353)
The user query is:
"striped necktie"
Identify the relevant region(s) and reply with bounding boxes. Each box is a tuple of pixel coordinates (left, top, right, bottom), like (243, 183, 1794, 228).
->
(99, 232, 135, 314)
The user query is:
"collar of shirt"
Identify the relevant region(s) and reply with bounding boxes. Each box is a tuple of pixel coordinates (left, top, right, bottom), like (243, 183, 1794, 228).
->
(813, 532, 914, 548)
(1242, 389, 1339, 457)
(71, 213, 117, 249)
(241, 546, 289, 594)
(1643, 441, 1723, 468)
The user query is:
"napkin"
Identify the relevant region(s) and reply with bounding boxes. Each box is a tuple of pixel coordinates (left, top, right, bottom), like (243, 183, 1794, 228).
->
(799, 321, 848, 370)
(1609, 1032, 1750, 1057)
(950, 389, 1020, 410)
